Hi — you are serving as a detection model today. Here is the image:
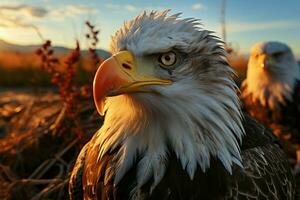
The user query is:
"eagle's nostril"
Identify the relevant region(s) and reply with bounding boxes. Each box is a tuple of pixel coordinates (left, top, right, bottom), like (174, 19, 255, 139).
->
(122, 63, 132, 70)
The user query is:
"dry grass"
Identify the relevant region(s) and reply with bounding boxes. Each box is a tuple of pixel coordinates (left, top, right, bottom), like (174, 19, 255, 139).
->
(0, 90, 102, 199)
(0, 51, 97, 87)
(0, 50, 94, 70)
(0, 21, 104, 199)
(0, 51, 40, 69)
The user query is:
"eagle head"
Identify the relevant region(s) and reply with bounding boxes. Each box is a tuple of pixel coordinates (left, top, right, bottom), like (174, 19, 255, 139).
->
(242, 41, 300, 109)
(92, 10, 244, 188)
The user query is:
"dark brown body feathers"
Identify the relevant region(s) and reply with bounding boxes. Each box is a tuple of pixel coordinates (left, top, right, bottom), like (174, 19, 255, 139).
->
(69, 114, 295, 200)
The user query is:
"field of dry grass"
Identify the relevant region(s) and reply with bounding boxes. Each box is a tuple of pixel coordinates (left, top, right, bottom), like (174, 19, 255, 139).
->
(0, 90, 102, 199)
(0, 51, 40, 69)
(0, 32, 105, 199)
(0, 50, 99, 87)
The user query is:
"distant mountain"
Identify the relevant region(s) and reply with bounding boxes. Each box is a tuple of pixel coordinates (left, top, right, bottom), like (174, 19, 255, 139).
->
(0, 39, 111, 58)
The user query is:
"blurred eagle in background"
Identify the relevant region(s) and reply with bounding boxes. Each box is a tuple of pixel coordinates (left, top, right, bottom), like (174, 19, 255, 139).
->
(69, 11, 295, 199)
(241, 41, 300, 163)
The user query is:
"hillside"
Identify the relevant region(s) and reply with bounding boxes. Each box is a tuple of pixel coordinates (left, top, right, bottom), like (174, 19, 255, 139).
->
(0, 39, 111, 58)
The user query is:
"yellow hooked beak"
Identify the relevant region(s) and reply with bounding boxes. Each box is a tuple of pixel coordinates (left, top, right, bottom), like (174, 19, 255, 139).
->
(93, 51, 172, 115)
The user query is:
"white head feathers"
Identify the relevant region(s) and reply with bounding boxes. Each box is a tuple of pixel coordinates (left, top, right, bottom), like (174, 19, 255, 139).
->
(92, 10, 244, 193)
(242, 41, 300, 110)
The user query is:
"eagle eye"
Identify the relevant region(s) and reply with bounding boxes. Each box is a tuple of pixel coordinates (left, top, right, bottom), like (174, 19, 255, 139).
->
(158, 51, 177, 67)
(272, 51, 284, 59)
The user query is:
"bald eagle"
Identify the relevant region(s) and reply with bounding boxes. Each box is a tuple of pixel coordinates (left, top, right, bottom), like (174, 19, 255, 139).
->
(241, 41, 300, 159)
(69, 11, 295, 199)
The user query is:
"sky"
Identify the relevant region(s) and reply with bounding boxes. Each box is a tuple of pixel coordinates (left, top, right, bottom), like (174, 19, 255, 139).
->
(0, 0, 299, 57)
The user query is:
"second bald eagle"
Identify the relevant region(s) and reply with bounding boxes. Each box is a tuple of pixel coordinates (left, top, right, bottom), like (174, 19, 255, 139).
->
(241, 41, 300, 155)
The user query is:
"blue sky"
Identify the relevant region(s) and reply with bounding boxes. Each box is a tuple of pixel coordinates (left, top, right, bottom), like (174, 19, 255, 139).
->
(0, 0, 299, 57)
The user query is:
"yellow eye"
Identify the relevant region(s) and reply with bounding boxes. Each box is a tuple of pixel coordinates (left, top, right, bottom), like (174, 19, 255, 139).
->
(159, 51, 177, 67)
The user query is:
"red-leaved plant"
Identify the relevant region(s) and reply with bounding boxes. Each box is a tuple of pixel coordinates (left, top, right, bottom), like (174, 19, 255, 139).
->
(36, 40, 84, 140)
